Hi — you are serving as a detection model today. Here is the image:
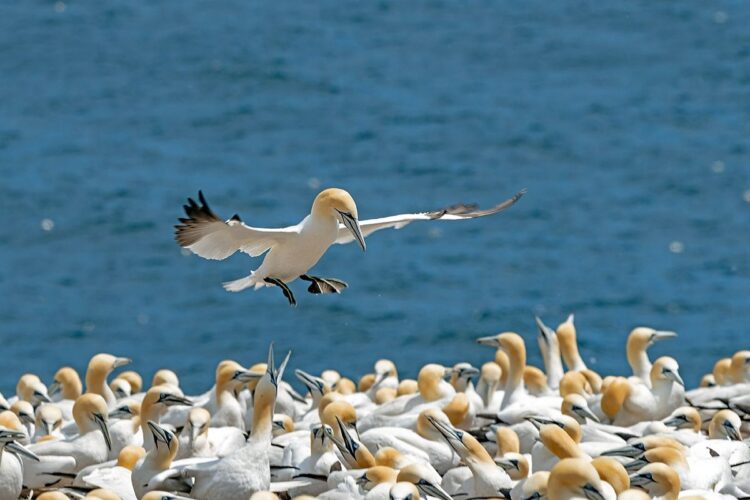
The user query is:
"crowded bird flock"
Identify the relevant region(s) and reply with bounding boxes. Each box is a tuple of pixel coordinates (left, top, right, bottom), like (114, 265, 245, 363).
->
(2, 317, 750, 500)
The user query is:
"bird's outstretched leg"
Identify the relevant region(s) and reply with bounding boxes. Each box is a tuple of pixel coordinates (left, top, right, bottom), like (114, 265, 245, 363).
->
(299, 275, 348, 294)
(264, 277, 296, 306)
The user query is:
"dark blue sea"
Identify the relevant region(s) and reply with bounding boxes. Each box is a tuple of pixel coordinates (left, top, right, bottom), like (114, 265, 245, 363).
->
(1, 1, 748, 393)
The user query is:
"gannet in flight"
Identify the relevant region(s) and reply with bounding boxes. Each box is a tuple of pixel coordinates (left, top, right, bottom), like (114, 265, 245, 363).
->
(175, 187, 525, 305)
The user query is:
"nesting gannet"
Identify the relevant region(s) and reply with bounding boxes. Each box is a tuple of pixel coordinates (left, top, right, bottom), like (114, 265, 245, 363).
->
(623, 445, 732, 492)
(209, 360, 261, 429)
(547, 458, 608, 500)
(79, 445, 145, 500)
(85, 354, 132, 408)
(30, 394, 112, 467)
(285, 425, 341, 497)
(110, 378, 132, 400)
(536, 316, 565, 390)
(34, 403, 64, 442)
(116, 371, 144, 394)
(176, 407, 245, 459)
(0, 427, 39, 500)
(555, 314, 587, 372)
(49, 367, 83, 420)
(182, 345, 292, 500)
(590, 456, 629, 498)
(131, 421, 187, 497)
(107, 400, 143, 459)
(139, 385, 192, 451)
(11, 400, 35, 440)
(428, 415, 511, 497)
(358, 364, 455, 432)
(15, 373, 51, 407)
(626, 328, 677, 388)
(175, 188, 524, 305)
(493, 427, 530, 481)
(509, 470, 549, 500)
(600, 357, 684, 426)
(361, 409, 459, 475)
(628, 462, 680, 500)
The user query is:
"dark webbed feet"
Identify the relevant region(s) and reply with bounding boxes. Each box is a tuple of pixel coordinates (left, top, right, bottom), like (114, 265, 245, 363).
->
(299, 275, 348, 294)
(264, 277, 296, 306)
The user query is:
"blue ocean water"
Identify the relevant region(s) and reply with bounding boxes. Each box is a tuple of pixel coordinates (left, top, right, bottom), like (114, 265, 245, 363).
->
(1, 1, 748, 394)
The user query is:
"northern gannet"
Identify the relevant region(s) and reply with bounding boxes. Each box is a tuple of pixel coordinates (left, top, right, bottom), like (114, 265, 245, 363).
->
(85, 354, 132, 408)
(10, 400, 35, 440)
(395, 462, 452, 500)
(183, 345, 292, 500)
(115, 371, 144, 394)
(110, 378, 132, 400)
(49, 367, 83, 420)
(30, 394, 112, 468)
(175, 188, 524, 305)
(139, 386, 192, 451)
(547, 458, 608, 500)
(590, 456, 629, 498)
(0, 427, 39, 500)
(34, 403, 64, 442)
(131, 421, 186, 498)
(107, 400, 143, 459)
(536, 315, 565, 390)
(176, 407, 245, 459)
(360, 409, 460, 475)
(428, 414, 511, 497)
(628, 462, 680, 500)
(79, 445, 145, 500)
(626, 328, 677, 388)
(600, 357, 684, 426)
(555, 314, 587, 372)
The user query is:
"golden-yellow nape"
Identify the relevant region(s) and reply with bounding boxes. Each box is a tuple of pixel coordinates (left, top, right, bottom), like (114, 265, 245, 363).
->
(311, 188, 359, 219)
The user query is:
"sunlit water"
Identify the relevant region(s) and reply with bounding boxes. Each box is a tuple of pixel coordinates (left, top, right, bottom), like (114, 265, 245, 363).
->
(1, 1, 748, 393)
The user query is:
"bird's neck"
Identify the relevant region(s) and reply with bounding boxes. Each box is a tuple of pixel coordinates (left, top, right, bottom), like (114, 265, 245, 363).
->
(628, 346, 651, 383)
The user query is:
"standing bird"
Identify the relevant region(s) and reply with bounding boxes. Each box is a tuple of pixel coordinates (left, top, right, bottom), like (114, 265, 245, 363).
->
(175, 188, 525, 305)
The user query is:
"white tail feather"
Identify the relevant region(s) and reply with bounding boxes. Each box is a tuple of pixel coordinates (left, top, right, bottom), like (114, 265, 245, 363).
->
(223, 274, 257, 292)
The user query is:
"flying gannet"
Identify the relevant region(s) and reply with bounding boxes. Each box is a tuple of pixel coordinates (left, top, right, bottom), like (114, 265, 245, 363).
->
(175, 188, 525, 305)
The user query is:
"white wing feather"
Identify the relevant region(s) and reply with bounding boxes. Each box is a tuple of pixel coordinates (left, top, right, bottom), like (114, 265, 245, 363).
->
(175, 192, 299, 260)
(335, 189, 525, 244)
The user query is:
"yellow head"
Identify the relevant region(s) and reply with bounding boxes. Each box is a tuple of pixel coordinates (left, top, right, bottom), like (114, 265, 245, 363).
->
(629, 463, 680, 499)
(591, 457, 629, 495)
(334, 377, 356, 395)
(116, 445, 146, 470)
(312, 188, 365, 251)
(708, 409, 742, 440)
(495, 426, 520, 455)
(442, 393, 469, 426)
(72, 393, 111, 449)
(417, 364, 450, 402)
(35, 404, 63, 435)
(51, 367, 83, 400)
(548, 458, 605, 500)
(397, 379, 418, 396)
(151, 369, 179, 389)
(713, 358, 732, 385)
(115, 370, 143, 393)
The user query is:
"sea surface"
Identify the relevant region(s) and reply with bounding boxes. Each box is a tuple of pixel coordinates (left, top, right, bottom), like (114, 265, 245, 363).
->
(1, 1, 748, 394)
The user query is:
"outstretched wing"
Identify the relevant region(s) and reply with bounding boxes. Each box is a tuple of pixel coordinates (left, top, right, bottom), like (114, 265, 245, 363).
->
(335, 189, 526, 245)
(175, 191, 299, 260)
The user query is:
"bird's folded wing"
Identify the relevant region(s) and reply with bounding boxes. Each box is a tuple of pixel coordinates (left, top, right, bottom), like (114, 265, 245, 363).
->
(270, 479, 314, 492)
(175, 191, 299, 260)
(335, 189, 525, 244)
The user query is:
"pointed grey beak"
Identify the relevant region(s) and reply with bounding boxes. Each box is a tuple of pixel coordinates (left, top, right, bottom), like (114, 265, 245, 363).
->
(624, 457, 649, 472)
(495, 456, 520, 472)
(581, 483, 606, 500)
(295, 369, 325, 395)
(652, 331, 677, 342)
(113, 357, 132, 369)
(233, 369, 262, 383)
(573, 404, 601, 423)
(416, 479, 454, 500)
(428, 416, 465, 451)
(535, 316, 555, 346)
(601, 442, 645, 457)
(628, 471, 654, 487)
(159, 393, 193, 407)
(6, 441, 39, 461)
(148, 420, 172, 448)
(47, 381, 61, 397)
(457, 366, 480, 379)
(267, 343, 292, 388)
(724, 421, 742, 441)
(94, 413, 112, 451)
(662, 414, 688, 428)
(476, 335, 500, 347)
(338, 210, 366, 252)
(33, 390, 51, 404)
(109, 405, 133, 419)
(18, 413, 35, 426)
(42, 419, 56, 436)
(190, 421, 204, 442)
(664, 369, 685, 387)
